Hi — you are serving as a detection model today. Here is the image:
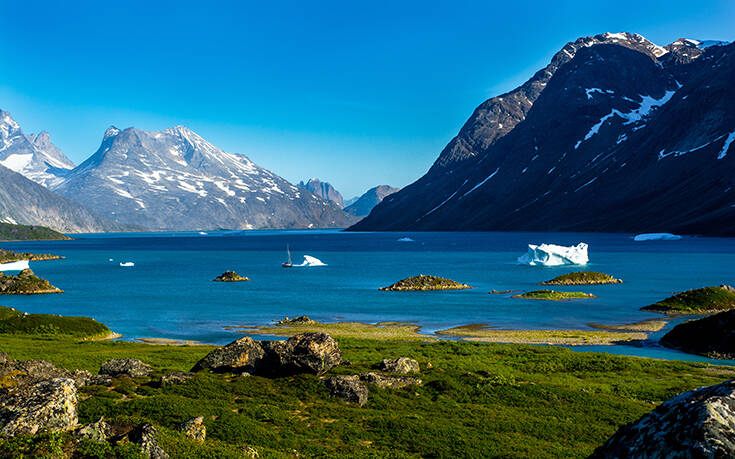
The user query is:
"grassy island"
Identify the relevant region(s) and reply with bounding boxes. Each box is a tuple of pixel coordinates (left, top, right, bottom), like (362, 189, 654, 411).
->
(229, 318, 434, 341)
(640, 285, 735, 314)
(0, 248, 62, 263)
(0, 223, 71, 241)
(513, 290, 596, 301)
(540, 271, 622, 286)
(0, 269, 63, 295)
(212, 271, 250, 282)
(0, 305, 112, 338)
(380, 275, 471, 291)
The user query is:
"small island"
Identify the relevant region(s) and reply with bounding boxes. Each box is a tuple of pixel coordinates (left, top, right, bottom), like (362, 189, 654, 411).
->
(0, 222, 71, 241)
(0, 248, 62, 263)
(513, 290, 596, 301)
(640, 285, 735, 314)
(213, 271, 250, 282)
(0, 269, 63, 295)
(0, 305, 112, 338)
(539, 271, 622, 286)
(659, 310, 735, 359)
(380, 275, 471, 291)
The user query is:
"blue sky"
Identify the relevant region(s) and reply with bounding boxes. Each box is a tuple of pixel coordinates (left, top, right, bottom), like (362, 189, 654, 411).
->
(1, 1, 732, 198)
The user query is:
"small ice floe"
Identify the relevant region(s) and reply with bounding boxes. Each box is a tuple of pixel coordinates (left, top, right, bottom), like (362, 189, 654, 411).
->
(397, 237, 415, 242)
(518, 243, 589, 266)
(198, 232, 207, 235)
(109, 258, 114, 262)
(633, 233, 682, 241)
(295, 255, 327, 267)
(119, 262, 135, 267)
(0, 260, 30, 272)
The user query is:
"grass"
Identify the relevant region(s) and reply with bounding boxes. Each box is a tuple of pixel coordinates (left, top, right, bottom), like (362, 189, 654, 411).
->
(641, 286, 735, 314)
(380, 275, 471, 291)
(513, 290, 596, 301)
(0, 306, 112, 339)
(228, 320, 435, 341)
(435, 324, 646, 345)
(0, 334, 732, 457)
(539, 271, 622, 286)
(0, 222, 71, 241)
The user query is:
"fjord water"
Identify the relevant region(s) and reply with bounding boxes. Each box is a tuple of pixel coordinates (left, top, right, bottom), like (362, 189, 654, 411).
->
(3, 230, 734, 362)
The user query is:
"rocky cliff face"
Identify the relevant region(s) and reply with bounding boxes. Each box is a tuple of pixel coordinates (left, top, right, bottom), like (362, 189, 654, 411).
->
(345, 185, 399, 217)
(0, 110, 75, 188)
(53, 126, 356, 230)
(351, 33, 735, 236)
(297, 178, 344, 208)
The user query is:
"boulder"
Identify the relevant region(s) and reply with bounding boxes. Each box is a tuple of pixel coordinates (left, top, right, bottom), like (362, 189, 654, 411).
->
(160, 372, 195, 387)
(179, 416, 206, 442)
(77, 417, 109, 442)
(360, 372, 422, 389)
(378, 357, 420, 374)
(265, 332, 341, 376)
(0, 359, 91, 388)
(0, 351, 9, 365)
(322, 375, 368, 406)
(99, 359, 153, 378)
(129, 423, 169, 459)
(0, 378, 78, 436)
(592, 379, 735, 457)
(191, 336, 265, 373)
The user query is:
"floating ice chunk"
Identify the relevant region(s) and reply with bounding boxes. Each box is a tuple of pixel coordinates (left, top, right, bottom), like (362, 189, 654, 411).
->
(0, 260, 30, 272)
(633, 233, 682, 241)
(397, 237, 415, 242)
(517, 243, 589, 266)
(120, 262, 135, 267)
(295, 255, 326, 267)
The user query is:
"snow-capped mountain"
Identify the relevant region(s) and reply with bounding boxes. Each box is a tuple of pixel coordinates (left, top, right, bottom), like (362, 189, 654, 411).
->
(297, 178, 344, 207)
(0, 110, 75, 187)
(53, 126, 357, 230)
(344, 185, 399, 217)
(351, 33, 735, 236)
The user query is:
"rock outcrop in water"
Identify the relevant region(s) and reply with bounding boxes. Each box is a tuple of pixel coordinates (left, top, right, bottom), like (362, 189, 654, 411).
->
(659, 310, 735, 359)
(592, 379, 735, 457)
(213, 271, 250, 282)
(539, 271, 622, 285)
(0, 269, 62, 295)
(380, 275, 471, 291)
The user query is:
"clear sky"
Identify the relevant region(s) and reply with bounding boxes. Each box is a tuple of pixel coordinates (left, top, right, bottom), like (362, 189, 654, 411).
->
(1, 0, 732, 198)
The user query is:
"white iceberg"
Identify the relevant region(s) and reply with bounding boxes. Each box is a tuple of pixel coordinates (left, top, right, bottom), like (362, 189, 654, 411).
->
(120, 262, 135, 267)
(295, 255, 326, 267)
(0, 260, 29, 272)
(397, 237, 415, 242)
(517, 243, 589, 266)
(633, 233, 682, 241)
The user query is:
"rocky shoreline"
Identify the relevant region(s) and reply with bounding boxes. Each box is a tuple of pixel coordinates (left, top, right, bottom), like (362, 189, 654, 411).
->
(0, 269, 63, 295)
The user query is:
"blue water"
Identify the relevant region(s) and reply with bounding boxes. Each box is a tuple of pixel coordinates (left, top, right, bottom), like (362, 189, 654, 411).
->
(2, 230, 735, 363)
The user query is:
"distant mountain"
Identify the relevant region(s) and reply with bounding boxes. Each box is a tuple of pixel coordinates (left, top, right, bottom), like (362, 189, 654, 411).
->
(345, 185, 399, 217)
(53, 126, 357, 230)
(297, 178, 344, 207)
(350, 33, 735, 236)
(0, 110, 75, 187)
(344, 196, 359, 207)
(0, 164, 122, 233)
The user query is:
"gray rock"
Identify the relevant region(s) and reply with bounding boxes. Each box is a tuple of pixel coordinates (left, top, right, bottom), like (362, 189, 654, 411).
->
(592, 379, 735, 458)
(360, 372, 422, 389)
(243, 446, 260, 458)
(160, 372, 194, 387)
(0, 351, 10, 365)
(77, 417, 109, 442)
(378, 357, 420, 374)
(99, 359, 153, 378)
(0, 377, 78, 436)
(0, 359, 85, 387)
(129, 423, 169, 459)
(323, 375, 368, 406)
(191, 336, 265, 373)
(268, 332, 342, 376)
(179, 416, 205, 442)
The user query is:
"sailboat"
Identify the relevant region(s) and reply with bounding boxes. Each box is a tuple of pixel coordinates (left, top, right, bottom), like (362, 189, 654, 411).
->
(282, 244, 293, 268)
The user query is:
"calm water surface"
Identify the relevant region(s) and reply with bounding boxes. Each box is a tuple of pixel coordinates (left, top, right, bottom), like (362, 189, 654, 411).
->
(3, 230, 734, 363)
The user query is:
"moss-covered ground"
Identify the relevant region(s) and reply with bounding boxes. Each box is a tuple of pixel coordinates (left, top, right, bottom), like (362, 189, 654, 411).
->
(0, 306, 111, 338)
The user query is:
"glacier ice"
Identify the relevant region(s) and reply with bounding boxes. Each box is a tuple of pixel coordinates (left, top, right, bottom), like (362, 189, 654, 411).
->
(517, 243, 589, 266)
(397, 237, 415, 242)
(0, 260, 30, 272)
(633, 233, 682, 241)
(295, 255, 327, 267)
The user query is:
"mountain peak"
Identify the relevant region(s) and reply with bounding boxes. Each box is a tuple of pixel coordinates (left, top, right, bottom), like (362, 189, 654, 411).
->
(103, 126, 121, 141)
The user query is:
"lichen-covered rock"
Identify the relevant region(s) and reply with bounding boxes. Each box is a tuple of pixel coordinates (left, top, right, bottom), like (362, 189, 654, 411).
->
(0, 377, 78, 436)
(592, 379, 735, 458)
(275, 315, 314, 325)
(267, 332, 341, 376)
(378, 357, 420, 374)
(77, 417, 109, 442)
(0, 351, 9, 365)
(0, 359, 89, 388)
(323, 375, 368, 406)
(191, 336, 265, 373)
(160, 372, 194, 387)
(99, 359, 153, 378)
(0, 268, 63, 295)
(129, 423, 169, 459)
(179, 416, 206, 442)
(243, 446, 260, 458)
(360, 372, 422, 389)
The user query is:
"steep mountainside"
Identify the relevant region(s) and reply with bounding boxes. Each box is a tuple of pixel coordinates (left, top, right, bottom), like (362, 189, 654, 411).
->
(351, 33, 735, 236)
(53, 126, 356, 230)
(0, 110, 75, 187)
(345, 185, 399, 217)
(297, 178, 344, 207)
(0, 164, 122, 233)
